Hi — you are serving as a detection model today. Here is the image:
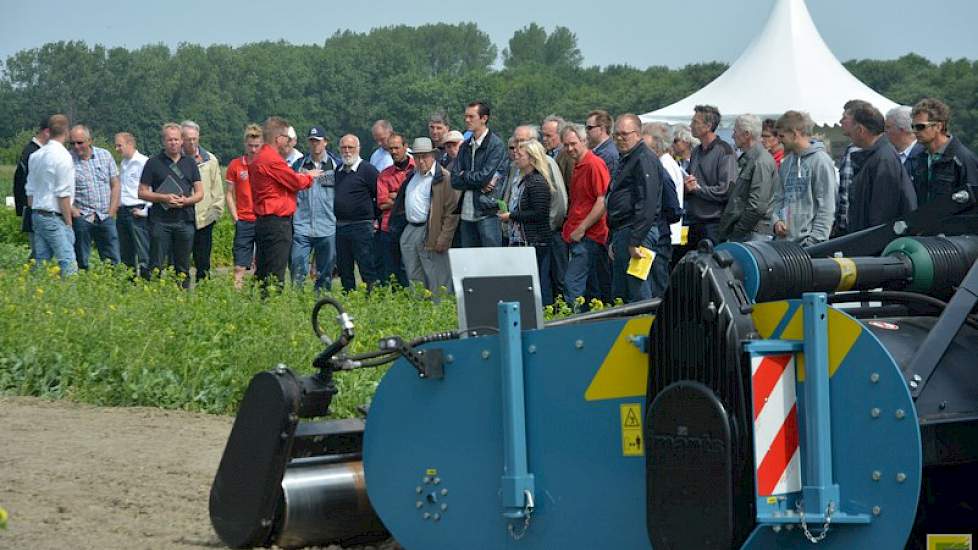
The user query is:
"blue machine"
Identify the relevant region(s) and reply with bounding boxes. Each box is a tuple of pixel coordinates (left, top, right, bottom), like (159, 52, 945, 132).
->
(209, 228, 978, 549)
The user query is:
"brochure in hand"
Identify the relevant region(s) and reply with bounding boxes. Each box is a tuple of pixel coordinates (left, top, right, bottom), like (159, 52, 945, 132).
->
(626, 246, 656, 281)
(156, 175, 185, 210)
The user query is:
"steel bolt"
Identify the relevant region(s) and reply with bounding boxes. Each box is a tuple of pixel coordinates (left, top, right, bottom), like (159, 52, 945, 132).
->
(772, 525, 782, 533)
(528, 345, 536, 354)
(423, 512, 431, 520)
(912, 374, 922, 383)
(575, 339, 584, 349)
(870, 372, 880, 383)
(872, 470, 881, 481)
(909, 380, 919, 390)
(416, 501, 423, 509)
(872, 506, 881, 516)
(261, 518, 272, 527)
(785, 524, 794, 532)
(423, 476, 431, 484)
(440, 488, 448, 496)
(416, 486, 422, 494)
(446, 354, 454, 363)
(895, 409, 906, 419)
(481, 350, 490, 360)
(433, 477, 441, 485)
(871, 408, 881, 418)
(896, 473, 907, 483)
(433, 513, 441, 521)
(893, 220, 908, 235)
(441, 503, 448, 511)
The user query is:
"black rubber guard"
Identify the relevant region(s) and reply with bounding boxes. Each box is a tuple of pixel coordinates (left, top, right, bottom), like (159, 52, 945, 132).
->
(209, 368, 302, 548)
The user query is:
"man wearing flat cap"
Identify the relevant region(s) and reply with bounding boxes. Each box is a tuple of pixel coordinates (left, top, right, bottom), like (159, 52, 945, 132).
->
(390, 137, 460, 294)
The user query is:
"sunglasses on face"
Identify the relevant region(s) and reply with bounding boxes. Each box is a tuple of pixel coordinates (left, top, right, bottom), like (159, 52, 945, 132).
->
(912, 122, 937, 132)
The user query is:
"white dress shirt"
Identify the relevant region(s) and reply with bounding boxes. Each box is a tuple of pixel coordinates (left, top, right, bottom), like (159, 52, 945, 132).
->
(25, 140, 75, 214)
(898, 140, 918, 165)
(120, 151, 150, 207)
(405, 165, 436, 224)
(659, 153, 685, 245)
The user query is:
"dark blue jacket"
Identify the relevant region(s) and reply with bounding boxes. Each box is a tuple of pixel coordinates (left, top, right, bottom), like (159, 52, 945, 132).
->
(910, 136, 978, 207)
(605, 142, 663, 247)
(452, 129, 508, 217)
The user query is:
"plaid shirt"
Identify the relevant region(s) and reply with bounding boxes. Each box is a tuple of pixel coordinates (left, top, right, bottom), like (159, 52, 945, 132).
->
(73, 146, 119, 220)
(834, 144, 861, 234)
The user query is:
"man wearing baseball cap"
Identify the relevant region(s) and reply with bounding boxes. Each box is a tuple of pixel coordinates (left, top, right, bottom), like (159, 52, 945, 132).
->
(290, 126, 340, 291)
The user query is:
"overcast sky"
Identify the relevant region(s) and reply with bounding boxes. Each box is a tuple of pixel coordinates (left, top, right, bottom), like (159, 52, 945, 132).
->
(2, 0, 976, 69)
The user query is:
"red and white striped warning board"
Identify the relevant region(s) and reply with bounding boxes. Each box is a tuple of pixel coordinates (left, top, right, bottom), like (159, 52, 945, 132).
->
(751, 354, 802, 496)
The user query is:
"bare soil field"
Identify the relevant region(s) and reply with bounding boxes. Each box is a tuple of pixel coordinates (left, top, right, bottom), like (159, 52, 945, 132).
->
(0, 397, 395, 550)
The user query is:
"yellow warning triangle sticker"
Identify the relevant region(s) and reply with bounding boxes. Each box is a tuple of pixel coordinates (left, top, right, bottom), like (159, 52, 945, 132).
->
(624, 408, 640, 428)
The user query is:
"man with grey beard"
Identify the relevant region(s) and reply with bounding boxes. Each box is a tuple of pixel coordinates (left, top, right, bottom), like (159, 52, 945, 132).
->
(334, 134, 380, 291)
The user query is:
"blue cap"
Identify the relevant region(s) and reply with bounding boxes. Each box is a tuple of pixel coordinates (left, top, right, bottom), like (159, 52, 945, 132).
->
(308, 126, 327, 140)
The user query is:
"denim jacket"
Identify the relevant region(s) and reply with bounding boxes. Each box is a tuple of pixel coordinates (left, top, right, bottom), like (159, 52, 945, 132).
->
(292, 153, 340, 238)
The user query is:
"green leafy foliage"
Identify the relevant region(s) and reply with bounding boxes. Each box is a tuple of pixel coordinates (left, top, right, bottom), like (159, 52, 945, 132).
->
(0, 262, 457, 417)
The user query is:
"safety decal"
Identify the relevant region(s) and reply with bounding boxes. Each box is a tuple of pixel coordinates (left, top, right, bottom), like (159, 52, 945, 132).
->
(927, 534, 972, 550)
(751, 354, 801, 496)
(751, 301, 862, 381)
(620, 403, 644, 457)
(585, 317, 654, 401)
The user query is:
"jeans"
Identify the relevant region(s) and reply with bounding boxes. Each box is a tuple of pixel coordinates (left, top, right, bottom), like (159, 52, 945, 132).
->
(193, 221, 215, 281)
(650, 234, 673, 299)
(150, 220, 195, 287)
(588, 242, 613, 304)
(610, 226, 659, 304)
(336, 221, 378, 291)
(375, 229, 408, 287)
(564, 237, 602, 309)
(73, 215, 120, 269)
(116, 207, 150, 277)
(549, 232, 567, 300)
(255, 215, 292, 291)
(458, 217, 502, 248)
(291, 233, 336, 292)
(31, 211, 77, 276)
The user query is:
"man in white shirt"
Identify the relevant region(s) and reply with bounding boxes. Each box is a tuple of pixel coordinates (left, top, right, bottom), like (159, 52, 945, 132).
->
(25, 114, 77, 276)
(369, 119, 394, 173)
(284, 126, 303, 166)
(114, 132, 151, 277)
(885, 106, 924, 176)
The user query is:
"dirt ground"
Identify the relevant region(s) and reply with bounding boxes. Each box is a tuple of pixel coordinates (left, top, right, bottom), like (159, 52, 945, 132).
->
(0, 396, 396, 550)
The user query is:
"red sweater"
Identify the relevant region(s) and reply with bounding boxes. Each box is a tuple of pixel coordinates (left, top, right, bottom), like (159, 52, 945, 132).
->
(250, 144, 313, 217)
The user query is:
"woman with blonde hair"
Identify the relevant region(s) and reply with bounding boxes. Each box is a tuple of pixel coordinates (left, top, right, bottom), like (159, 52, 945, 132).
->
(498, 139, 555, 304)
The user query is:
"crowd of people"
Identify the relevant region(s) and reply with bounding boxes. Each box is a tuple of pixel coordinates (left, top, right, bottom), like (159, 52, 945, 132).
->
(12, 97, 978, 307)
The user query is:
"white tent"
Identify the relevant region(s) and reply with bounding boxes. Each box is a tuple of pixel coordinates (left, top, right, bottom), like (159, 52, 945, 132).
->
(640, 0, 899, 127)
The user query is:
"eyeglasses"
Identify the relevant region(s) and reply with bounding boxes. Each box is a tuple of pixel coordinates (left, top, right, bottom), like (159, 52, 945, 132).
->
(586, 125, 602, 131)
(912, 122, 937, 132)
(613, 130, 637, 140)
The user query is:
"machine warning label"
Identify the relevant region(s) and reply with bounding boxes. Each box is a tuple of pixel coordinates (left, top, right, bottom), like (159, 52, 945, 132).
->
(927, 534, 972, 550)
(620, 403, 644, 456)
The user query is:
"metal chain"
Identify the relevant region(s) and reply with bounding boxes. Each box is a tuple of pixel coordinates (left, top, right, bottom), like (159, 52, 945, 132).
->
(507, 490, 535, 540)
(797, 500, 835, 544)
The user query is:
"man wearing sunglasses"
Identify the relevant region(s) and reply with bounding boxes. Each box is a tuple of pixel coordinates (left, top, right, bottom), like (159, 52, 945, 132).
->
(908, 97, 978, 207)
(69, 124, 121, 269)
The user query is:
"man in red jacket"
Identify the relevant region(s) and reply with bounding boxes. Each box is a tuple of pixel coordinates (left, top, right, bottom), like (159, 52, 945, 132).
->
(250, 116, 322, 289)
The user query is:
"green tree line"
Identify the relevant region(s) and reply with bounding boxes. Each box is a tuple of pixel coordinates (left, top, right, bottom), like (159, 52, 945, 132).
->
(0, 22, 975, 164)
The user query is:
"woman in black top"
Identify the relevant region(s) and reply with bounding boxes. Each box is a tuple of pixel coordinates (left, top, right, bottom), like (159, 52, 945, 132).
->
(498, 140, 555, 305)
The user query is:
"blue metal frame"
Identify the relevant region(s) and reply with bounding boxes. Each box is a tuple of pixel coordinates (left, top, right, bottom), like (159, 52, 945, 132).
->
(799, 293, 842, 518)
(497, 302, 535, 519)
